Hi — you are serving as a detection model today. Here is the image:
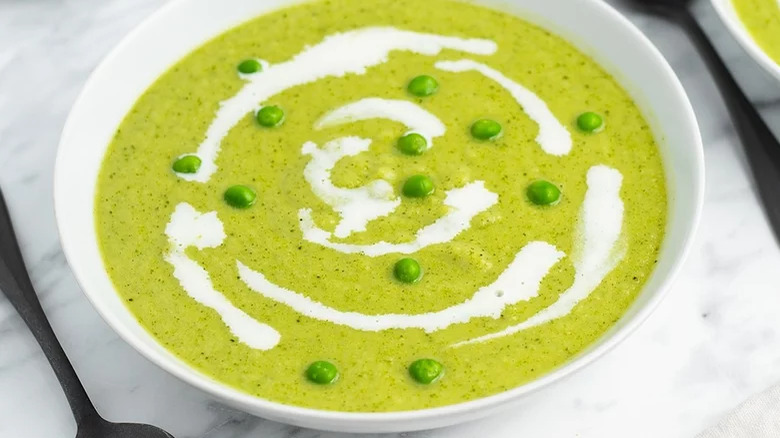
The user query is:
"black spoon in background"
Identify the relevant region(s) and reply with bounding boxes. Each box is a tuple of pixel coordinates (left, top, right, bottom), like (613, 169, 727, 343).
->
(624, 0, 780, 243)
(0, 188, 174, 438)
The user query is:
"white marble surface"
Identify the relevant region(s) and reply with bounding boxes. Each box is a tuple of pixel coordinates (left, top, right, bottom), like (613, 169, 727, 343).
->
(1, 0, 780, 436)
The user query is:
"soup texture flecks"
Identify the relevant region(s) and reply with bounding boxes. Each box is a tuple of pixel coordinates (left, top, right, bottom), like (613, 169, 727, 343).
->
(95, 0, 666, 411)
(732, 0, 780, 64)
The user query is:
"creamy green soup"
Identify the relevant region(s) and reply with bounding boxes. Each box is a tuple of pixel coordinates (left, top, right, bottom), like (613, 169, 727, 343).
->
(733, 0, 780, 64)
(95, 0, 666, 411)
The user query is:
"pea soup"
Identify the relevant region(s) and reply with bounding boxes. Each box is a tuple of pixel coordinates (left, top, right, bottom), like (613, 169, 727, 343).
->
(732, 0, 780, 65)
(95, 0, 667, 411)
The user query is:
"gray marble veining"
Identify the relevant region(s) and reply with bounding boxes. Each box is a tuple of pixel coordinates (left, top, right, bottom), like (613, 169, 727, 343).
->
(2, 0, 780, 436)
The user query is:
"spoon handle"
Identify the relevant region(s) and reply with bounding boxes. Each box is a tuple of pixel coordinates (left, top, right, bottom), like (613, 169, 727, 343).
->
(676, 8, 780, 242)
(0, 189, 97, 425)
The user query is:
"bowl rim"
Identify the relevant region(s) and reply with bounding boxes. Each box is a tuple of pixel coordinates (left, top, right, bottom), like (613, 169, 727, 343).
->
(711, 0, 780, 82)
(54, 0, 704, 430)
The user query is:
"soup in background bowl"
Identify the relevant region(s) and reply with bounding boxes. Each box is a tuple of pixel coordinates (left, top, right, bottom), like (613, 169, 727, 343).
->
(55, 0, 703, 432)
(713, 0, 780, 81)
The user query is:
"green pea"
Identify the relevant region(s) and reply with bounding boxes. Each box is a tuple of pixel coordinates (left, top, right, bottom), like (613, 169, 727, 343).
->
(305, 360, 339, 385)
(402, 175, 435, 198)
(407, 75, 439, 97)
(397, 133, 428, 156)
(256, 105, 285, 127)
(237, 59, 262, 74)
(224, 185, 257, 209)
(526, 180, 561, 206)
(409, 359, 444, 384)
(470, 119, 502, 140)
(576, 111, 604, 133)
(394, 258, 422, 283)
(171, 155, 201, 174)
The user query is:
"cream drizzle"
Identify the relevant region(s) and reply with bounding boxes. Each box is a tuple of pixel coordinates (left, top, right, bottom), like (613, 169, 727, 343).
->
(164, 203, 280, 350)
(435, 59, 572, 156)
(302, 136, 400, 238)
(237, 166, 623, 337)
(301, 98, 446, 238)
(453, 165, 625, 347)
(161, 27, 629, 350)
(237, 241, 563, 332)
(298, 181, 498, 256)
(315, 97, 446, 146)
(164, 164, 623, 346)
(175, 27, 497, 182)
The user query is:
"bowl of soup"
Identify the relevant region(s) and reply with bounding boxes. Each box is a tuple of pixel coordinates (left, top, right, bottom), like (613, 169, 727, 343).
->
(713, 0, 780, 81)
(54, 0, 703, 432)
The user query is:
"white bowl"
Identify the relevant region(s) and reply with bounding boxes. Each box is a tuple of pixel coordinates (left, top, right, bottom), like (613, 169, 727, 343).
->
(712, 0, 780, 81)
(54, 0, 704, 433)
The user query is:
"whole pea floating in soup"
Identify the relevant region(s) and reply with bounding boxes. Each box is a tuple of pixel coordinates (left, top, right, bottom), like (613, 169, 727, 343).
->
(95, 0, 666, 412)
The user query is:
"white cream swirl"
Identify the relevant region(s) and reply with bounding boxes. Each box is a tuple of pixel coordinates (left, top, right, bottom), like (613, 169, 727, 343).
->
(164, 164, 624, 340)
(301, 98, 446, 238)
(435, 59, 572, 155)
(165, 203, 280, 350)
(237, 165, 623, 336)
(238, 242, 563, 332)
(163, 27, 627, 350)
(315, 97, 446, 146)
(176, 27, 497, 182)
(298, 180, 498, 256)
(453, 165, 625, 346)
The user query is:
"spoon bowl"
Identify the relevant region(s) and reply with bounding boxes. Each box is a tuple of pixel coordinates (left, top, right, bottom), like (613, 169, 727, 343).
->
(75, 419, 174, 438)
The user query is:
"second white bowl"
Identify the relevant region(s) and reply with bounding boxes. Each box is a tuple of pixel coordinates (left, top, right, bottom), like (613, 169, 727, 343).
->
(712, 0, 780, 82)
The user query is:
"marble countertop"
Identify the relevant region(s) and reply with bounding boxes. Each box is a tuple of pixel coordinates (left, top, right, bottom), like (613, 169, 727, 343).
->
(2, 0, 780, 436)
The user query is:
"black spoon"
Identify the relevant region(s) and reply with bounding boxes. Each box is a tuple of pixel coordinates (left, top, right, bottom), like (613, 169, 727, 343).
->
(625, 0, 780, 243)
(0, 188, 174, 438)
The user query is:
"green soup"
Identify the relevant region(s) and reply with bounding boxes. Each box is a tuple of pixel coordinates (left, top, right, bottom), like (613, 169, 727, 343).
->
(95, 0, 667, 411)
(732, 0, 780, 65)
